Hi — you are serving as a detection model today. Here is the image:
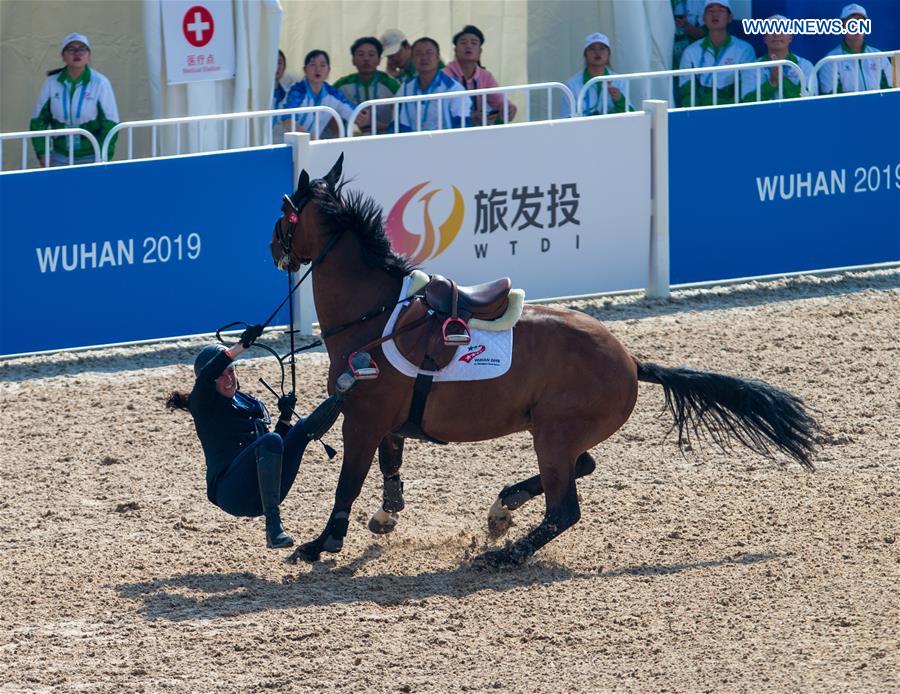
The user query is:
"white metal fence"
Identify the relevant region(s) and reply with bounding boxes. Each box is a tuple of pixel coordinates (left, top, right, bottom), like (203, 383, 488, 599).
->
(578, 60, 809, 114)
(0, 128, 100, 172)
(5, 55, 896, 170)
(346, 82, 576, 136)
(101, 106, 345, 162)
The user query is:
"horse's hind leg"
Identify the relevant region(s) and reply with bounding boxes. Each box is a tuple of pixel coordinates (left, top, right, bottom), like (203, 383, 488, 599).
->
(487, 452, 595, 537)
(480, 434, 582, 567)
(368, 434, 405, 534)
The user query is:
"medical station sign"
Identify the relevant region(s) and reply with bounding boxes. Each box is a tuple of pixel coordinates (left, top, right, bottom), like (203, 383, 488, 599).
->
(162, 0, 235, 84)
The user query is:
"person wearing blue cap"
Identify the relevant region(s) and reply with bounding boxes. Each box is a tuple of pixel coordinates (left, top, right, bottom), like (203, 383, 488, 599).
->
(741, 15, 817, 101)
(819, 4, 893, 94)
(29, 32, 120, 166)
(678, 0, 755, 106)
(166, 325, 352, 550)
(561, 32, 632, 117)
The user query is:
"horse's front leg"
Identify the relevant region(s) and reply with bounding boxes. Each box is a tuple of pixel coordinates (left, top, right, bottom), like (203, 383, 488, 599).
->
(289, 425, 381, 564)
(369, 434, 405, 534)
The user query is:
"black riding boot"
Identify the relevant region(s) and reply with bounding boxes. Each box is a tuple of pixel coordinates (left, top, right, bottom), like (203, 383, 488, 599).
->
(301, 394, 342, 440)
(257, 450, 294, 549)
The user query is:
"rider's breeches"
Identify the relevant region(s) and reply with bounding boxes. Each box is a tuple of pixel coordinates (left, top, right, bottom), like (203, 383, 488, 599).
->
(214, 422, 311, 518)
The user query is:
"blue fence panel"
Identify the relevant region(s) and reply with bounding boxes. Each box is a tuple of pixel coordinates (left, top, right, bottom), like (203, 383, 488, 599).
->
(669, 90, 900, 284)
(0, 147, 294, 355)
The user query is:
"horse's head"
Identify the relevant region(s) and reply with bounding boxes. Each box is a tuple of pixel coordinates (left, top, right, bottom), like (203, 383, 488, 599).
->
(270, 153, 344, 273)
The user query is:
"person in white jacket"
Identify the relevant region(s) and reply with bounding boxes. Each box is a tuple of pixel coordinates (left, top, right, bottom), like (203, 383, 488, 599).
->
(818, 4, 893, 95)
(741, 15, 817, 101)
(29, 32, 119, 166)
(562, 32, 633, 117)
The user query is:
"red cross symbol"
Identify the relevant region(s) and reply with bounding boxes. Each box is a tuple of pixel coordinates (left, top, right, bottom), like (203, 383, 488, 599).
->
(182, 5, 215, 48)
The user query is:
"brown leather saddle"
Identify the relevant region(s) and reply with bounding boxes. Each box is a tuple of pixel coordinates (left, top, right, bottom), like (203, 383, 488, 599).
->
(394, 274, 512, 371)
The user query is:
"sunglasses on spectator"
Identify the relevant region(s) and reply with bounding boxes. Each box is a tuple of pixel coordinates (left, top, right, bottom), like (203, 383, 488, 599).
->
(64, 46, 89, 54)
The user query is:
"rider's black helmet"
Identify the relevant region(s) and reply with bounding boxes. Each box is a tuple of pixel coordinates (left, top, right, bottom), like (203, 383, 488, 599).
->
(194, 344, 226, 377)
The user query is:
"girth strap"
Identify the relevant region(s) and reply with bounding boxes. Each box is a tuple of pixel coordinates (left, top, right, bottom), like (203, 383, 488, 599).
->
(395, 374, 447, 445)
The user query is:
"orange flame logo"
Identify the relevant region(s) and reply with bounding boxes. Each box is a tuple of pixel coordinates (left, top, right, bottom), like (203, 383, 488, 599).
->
(386, 181, 465, 264)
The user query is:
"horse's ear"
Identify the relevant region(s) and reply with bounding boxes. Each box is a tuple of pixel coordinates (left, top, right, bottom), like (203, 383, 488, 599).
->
(323, 153, 344, 191)
(296, 169, 310, 194)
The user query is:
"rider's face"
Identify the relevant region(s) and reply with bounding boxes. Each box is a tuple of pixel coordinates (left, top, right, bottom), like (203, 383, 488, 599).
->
(215, 364, 238, 398)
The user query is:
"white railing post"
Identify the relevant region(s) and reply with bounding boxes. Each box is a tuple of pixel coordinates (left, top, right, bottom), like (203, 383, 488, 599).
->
(643, 100, 670, 299)
(284, 131, 316, 335)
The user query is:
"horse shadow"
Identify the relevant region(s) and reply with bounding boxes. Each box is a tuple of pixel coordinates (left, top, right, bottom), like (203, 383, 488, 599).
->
(114, 547, 787, 623)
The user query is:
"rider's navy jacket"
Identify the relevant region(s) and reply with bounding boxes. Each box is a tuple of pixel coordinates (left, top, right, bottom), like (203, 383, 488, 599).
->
(189, 350, 285, 502)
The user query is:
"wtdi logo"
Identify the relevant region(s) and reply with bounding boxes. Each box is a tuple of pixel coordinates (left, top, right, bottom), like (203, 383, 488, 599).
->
(385, 182, 465, 264)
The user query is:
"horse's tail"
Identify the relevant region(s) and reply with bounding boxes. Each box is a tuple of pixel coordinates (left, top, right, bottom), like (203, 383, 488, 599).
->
(635, 360, 819, 471)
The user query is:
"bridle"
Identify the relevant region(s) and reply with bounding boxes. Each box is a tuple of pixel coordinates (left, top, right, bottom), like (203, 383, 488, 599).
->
(274, 190, 311, 267)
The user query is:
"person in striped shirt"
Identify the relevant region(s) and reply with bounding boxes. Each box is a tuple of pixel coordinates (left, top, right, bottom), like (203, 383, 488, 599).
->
(396, 37, 470, 133)
(334, 37, 400, 135)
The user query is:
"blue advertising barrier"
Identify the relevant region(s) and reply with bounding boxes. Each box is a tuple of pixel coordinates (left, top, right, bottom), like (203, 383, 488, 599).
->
(0, 147, 294, 355)
(669, 90, 900, 284)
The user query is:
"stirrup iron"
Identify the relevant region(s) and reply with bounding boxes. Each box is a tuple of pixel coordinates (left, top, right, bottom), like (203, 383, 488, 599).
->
(348, 351, 379, 380)
(442, 316, 471, 346)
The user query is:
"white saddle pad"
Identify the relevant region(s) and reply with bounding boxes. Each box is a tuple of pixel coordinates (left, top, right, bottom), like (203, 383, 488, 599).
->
(380, 274, 513, 382)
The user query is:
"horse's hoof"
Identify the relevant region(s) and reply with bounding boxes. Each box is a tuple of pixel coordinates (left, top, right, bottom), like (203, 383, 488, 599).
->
(487, 498, 513, 538)
(368, 508, 399, 535)
(321, 535, 343, 554)
(286, 541, 321, 564)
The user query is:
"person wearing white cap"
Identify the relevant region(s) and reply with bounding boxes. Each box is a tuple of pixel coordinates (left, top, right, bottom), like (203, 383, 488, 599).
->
(741, 16, 817, 101)
(28, 33, 119, 166)
(672, 0, 708, 70)
(819, 4, 892, 95)
(380, 28, 444, 81)
(678, 0, 755, 106)
(561, 32, 633, 117)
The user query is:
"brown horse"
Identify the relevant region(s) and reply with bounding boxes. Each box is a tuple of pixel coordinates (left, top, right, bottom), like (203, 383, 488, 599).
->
(269, 155, 819, 567)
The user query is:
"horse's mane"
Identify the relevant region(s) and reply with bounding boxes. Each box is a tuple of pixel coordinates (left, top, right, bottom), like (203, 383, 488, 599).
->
(312, 180, 415, 279)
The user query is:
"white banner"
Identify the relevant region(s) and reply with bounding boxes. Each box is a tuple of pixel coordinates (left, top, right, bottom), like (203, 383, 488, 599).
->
(161, 0, 235, 85)
(308, 116, 651, 300)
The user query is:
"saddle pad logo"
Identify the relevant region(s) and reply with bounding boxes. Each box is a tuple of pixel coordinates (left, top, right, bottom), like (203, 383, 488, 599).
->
(386, 182, 465, 264)
(458, 345, 486, 363)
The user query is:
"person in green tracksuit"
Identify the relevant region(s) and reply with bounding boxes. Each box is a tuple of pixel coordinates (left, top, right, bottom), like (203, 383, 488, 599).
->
(334, 37, 400, 135)
(678, 0, 755, 107)
(741, 15, 817, 102)
(29, 33, 119, 166)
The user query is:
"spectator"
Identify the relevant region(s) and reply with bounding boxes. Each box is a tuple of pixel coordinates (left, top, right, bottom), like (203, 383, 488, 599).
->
(819, 4, 893, 94)
(678, 0, 754, 106)
(442, 24, 517, 125)
(561, 32, 632, 117)
(273, 50, 298, 109)
(741, 16, 817, 102)
(396, 37, 470, 132)
(282, 49, 367, 139)
(672, 0, 707, 69)
(381, 28, 444, 81)
(29, 32, 119, 166)
(334, 37, 400, 134)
